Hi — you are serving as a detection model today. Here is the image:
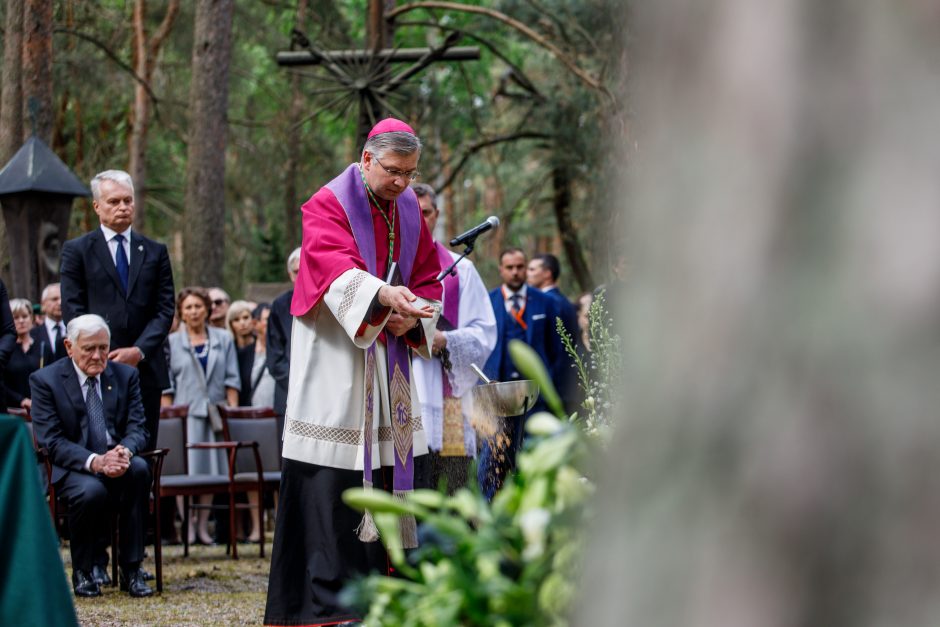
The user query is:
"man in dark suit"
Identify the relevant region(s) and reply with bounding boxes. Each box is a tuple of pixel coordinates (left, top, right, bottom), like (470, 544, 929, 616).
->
(266, 247, 300, 422)
(60, 169, 175, 452)
(527, 253, 582, 412)
(31, 314, 153, 598)
(29, 283, 69, 366)
(0, 279, 16, 403)
(480, 248, 562, 499)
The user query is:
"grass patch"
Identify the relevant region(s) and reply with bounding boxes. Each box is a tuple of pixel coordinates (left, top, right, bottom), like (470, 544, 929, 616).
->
(63, 537, 270, 626)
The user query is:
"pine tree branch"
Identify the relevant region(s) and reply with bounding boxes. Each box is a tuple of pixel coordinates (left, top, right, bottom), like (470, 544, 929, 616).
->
(387, 1, 613, 102)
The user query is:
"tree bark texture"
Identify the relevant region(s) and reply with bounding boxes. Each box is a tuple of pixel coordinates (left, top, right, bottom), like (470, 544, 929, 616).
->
(0, 0, 25, 279)
(129, 0, 180, 232)
(355, 0, 396, 149)
(21, 0, 52, 142)
(579, 1, 940, 626)
(183, 0, 234, 286)
(1, 0, 24, 161)
(282, 0, 308, 252)
(551, 165, 592, 293)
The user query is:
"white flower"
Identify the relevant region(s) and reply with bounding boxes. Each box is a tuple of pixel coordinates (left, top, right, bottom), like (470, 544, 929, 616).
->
(519, 508, 551, 560)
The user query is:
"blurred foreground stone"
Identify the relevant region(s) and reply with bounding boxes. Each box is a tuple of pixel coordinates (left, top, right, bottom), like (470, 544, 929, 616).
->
(581, 2, 940, 625)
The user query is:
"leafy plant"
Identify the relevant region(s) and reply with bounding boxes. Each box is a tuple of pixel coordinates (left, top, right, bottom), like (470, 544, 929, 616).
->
(556, 292, 622, 436)
(341, 342, 595, 626)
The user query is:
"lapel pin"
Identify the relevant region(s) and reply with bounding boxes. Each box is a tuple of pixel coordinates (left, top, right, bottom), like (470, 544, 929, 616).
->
(138, 245, 144, 252)
(107, 386, 112, 391)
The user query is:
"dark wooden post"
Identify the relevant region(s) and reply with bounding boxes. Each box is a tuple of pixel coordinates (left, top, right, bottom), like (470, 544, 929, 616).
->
(0, 136, 89, 300)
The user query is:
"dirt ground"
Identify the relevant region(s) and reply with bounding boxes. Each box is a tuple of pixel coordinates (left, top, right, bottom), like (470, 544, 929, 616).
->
(64, 537, 270, 626)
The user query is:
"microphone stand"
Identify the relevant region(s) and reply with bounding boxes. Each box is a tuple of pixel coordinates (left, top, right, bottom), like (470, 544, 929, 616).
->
(436, 239, 476, 281)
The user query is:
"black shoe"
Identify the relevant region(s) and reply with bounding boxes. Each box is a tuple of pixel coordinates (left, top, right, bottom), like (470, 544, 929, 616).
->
(119, 568, 154, 598)
(91, 564, 112, 586)
(139, 568, 155, 581)
(72, 569, 102, 598)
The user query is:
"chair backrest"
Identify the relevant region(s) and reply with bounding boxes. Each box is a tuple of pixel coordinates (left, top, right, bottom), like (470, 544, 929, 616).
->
(157, 405, 189, 475)
(217, 405, 280, 474)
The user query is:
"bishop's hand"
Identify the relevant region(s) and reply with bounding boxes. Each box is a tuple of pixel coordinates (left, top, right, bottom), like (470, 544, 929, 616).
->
(377, 285, 434, 319)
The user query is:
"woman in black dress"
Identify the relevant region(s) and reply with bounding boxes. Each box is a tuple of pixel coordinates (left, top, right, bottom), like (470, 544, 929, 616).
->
(226, 300, 257, 407)
(5, 298, 42, 410)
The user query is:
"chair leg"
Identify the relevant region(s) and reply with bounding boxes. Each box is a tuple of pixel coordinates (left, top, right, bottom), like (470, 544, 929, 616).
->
(183, 497, 190, 557)
(153, 492, 163, 593)
(111, 512, 119, 586)
(229, 488, 238, 560)
(258, 485, 265, 559)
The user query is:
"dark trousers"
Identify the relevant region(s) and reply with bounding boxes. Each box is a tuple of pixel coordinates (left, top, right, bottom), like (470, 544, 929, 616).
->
(477, 413, 526, 501)
(56, 456, 150, 572)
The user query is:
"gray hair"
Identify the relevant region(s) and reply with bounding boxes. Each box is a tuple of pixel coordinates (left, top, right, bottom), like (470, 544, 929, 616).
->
(67, 314, 111, 344)
(361, 131, 422, 160)
(91, 170, 135, 200)
(287, 247, 301, 275)
(9, 298, 32, 317)
(40, 282, 59, 302)
(411, 183, 436, 209)
(225, 299, 254, 334)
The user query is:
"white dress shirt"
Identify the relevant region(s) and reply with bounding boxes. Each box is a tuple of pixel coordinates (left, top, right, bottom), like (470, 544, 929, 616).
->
(100, 224, 133, 266)
(43, 317, 65, 347)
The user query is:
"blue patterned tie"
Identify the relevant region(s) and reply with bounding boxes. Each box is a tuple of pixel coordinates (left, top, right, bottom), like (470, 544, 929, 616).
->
(114, 233, 129, 292)
(85, 377, 108, 454)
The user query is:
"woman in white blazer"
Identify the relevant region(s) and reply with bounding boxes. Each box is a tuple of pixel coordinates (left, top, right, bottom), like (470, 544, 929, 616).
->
(162, 286, 240, 544)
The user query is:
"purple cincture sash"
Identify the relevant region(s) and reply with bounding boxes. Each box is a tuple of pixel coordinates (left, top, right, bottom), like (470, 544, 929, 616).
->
(326, 163, 421, 546)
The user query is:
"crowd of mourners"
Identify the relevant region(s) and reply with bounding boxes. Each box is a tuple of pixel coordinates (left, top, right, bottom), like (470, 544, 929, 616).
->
(0, 121, 623, 623)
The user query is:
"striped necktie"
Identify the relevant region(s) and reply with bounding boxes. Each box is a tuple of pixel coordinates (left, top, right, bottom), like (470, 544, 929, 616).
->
(85, 377, 108, 455)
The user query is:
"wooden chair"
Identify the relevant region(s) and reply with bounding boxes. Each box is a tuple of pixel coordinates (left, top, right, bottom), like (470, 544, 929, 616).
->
(217, 405, 282, 557)
(38, 437, 168, 592)
(156, 404, 265, 559)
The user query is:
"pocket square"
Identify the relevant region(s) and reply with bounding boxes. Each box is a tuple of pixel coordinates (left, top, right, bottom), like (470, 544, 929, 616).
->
(532, 313, 546, 321)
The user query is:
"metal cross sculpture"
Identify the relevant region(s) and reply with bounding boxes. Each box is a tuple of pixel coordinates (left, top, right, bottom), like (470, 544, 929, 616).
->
(275, 0, 480, 147)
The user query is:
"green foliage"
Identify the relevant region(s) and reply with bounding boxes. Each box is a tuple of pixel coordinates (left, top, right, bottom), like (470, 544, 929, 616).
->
(42, 0, 622, 294)
(557, 292, 622, 436)
(342, 414, 591, 626)
(340, 302, 619, 625)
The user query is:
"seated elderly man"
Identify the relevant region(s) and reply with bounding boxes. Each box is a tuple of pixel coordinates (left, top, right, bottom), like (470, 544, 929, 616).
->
(31, 314, 153, 598)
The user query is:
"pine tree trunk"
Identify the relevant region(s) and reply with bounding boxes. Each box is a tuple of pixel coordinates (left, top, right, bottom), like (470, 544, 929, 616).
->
(183, 0, 234, 286)
(551, 165, 593, 292)
(1, 0, 24, 160)
(283, 0, 308, 251)
(130, 0, 180, 232)
(0, 0, 25, 280)
(21, 0, 52, 142)
(129, 0, 150, 232)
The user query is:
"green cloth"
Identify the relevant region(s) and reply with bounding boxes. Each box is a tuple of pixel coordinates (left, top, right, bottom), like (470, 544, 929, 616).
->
(0, 415, 78, 626)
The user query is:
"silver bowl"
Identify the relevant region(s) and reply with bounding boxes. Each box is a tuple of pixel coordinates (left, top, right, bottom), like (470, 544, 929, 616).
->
(469, 380, 540, 417)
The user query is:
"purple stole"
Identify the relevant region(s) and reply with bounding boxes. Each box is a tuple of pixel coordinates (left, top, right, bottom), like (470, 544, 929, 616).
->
(435, 241, 461, 391)
(326, 163, 422, 546)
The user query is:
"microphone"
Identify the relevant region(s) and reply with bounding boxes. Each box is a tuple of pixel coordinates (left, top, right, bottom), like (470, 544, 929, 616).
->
(449, 216, 500, 247)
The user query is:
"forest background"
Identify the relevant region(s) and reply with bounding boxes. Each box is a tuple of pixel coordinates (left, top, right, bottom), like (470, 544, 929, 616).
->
(0, 0, 625, 299)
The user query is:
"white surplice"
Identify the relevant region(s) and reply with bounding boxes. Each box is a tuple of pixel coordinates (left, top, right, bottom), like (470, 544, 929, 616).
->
(412, 251, 497, 455)
(282, 268, 440, 470)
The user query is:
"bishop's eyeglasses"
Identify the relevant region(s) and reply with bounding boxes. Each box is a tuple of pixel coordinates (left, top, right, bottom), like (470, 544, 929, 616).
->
(373, 156, 420, 182)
